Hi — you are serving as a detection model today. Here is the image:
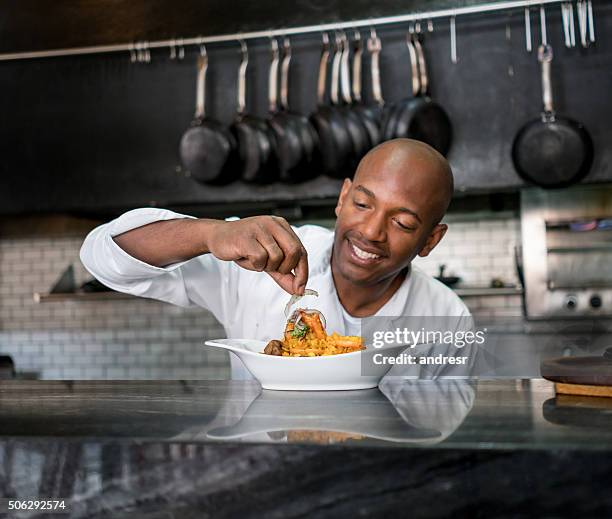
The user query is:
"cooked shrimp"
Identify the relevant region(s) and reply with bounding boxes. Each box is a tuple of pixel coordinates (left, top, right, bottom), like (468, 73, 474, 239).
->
(299, 311, 327, 339)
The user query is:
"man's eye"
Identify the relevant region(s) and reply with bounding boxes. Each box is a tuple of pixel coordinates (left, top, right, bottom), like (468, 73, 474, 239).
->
(394, 219, 415, 231)
(354, 201, 369, 209)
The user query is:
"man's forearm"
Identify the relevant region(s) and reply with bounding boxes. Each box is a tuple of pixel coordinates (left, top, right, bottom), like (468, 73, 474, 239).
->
(113, 218, 220, 268)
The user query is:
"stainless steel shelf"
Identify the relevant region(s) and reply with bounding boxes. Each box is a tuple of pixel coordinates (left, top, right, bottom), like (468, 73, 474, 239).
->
(454, 287, 523, 297)
(33, 292, 136, 303)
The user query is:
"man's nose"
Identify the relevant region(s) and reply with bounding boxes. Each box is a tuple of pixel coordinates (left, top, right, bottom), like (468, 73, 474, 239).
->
(361, 211, 387, 242)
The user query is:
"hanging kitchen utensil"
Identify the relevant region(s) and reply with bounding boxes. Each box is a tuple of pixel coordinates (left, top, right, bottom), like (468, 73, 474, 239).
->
(266, 38, 306, 182)
(351, 30, 381, 148)
(512, 45, 593, 188)
(275, 37, 320, 182)
(381, 30, 421, 142)
(179, 46, 237, 184)
(337, 32, 371, 169)
(231, 41, 277, 184)
(310, 33, 352, 178)
(386, 34, 453, 156)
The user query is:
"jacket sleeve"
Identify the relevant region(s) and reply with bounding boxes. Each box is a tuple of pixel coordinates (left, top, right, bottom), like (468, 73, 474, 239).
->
(79, 207, 240, 326)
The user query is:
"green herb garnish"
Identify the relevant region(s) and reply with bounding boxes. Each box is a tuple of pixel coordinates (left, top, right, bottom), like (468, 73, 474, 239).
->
(291, 322, 309, 339)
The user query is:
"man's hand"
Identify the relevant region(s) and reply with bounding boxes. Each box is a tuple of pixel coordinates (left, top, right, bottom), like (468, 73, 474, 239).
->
(206, 216, 309, 295)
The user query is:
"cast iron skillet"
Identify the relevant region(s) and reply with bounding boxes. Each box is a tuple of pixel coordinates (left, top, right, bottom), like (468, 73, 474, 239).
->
(179, 48, 237, 184)
(381, 32, 420, 142)
(333, 33, 370, 174)
(512, 44, 593, 188)
(266, 38, 303, 182)
(310, 33, 352, 178)
(350, 31, 381, 150)
(280, 38, 320, 182)
(231, 41, 276, 184)
(387, 35, 453, 157)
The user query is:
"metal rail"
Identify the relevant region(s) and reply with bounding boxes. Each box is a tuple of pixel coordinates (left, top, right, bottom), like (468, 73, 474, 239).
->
(0, 0, 568, 62)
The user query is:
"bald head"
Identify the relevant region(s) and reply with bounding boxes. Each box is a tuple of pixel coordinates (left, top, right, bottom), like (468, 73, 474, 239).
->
(354, 139, 454, 224)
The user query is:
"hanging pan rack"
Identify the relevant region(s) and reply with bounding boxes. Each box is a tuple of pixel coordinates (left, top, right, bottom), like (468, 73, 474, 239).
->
(0, 0, 590, 63)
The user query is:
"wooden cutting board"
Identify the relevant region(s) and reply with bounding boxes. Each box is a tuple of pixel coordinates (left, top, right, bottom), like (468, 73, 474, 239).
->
(540, 351, 612, 398)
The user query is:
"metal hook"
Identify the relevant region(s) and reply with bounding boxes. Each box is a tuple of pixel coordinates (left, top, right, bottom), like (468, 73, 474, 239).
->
(169, 39, 176, 60)
(415, 20, 422, 34)
(577, 1, 588, 47)
(239, 38, 247, 57)
(129, 42, 137, 63)
(177, 38, 185, 60)
(539, 4, 547, 46)
(144, 41, 151, 63)
(587, 0, 595, 42)
(370, 26, 378, 41)
(321, 31, 329, 47)
(450, 15, 457, 64)
(524, 4, 532, 52)
(198, 37, 207, 57)
(568, 3, 576, 47)
(353, 28, 361, 42)
(136, 41, 144, 63)
(427, 19, 434, 32)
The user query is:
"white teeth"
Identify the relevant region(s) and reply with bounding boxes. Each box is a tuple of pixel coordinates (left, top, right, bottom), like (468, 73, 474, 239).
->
(351, 243, 380, 260)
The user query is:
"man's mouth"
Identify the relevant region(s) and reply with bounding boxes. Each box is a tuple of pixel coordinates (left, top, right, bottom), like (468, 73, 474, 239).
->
(347, 239, 384, 263)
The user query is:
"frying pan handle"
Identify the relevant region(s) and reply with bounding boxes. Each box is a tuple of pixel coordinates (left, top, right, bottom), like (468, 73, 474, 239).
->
(195, 51, 208, 119)
(412, 36, 429, 96)
(237, 41, 248, 116)
(367, 28, 384, 106)
(330, 34, 342, 106)
(317, 33, 330, 106)
(538, 44, 555, 116)
(406, 34, 420, 97)
(340, 33, 353, 104)
(352, 31, 363, 103)
(268, 38, 280, 114)
(280, 37, 291, 111)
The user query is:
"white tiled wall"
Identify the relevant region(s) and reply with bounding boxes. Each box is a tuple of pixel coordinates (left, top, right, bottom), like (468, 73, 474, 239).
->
(0, 213, 522, 379)
(0, 235, 230, 380)
(414, 216, 521, 287)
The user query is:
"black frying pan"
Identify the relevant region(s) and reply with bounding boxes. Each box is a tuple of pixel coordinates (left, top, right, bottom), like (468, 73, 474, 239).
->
(381, 32, 420, 142)
(350, 31, 381, 150)
(279, 38, 320, 180)
(389, 35, 452, 157)
(231, 41, 276, 184)
(310, 34, 352, 178)
(336, 33, 370, 172)
(267, 38, 305, 183)
(512, 44, 593, 189)
(179, 50, 237, 184)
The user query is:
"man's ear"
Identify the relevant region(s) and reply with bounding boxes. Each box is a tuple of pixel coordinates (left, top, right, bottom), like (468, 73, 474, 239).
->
(334, 178, 353, 217)
(418, 224, 448, 257)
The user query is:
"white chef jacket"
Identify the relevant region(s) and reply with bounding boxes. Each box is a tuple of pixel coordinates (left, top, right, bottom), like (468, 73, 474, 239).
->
(80, 207, 472, 380)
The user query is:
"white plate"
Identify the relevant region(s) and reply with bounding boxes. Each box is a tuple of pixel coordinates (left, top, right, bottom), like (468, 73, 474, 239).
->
(204, 338, 407, 391)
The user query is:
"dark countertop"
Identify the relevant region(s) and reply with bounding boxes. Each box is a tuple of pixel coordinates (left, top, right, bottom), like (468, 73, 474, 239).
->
(2, 379, 612, 517)
(1, 379, 611, 449)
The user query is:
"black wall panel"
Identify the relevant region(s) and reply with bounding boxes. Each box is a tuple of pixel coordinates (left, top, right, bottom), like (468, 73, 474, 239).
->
(0, 1, 611, 215)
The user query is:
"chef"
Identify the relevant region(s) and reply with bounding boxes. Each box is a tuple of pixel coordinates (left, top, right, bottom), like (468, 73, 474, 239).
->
(80, 138, 472, 379)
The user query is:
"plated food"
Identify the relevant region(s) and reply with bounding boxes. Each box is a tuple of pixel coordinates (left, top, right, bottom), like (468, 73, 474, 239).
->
(264, 308, 365, 357)
(204, 287, 404, 390)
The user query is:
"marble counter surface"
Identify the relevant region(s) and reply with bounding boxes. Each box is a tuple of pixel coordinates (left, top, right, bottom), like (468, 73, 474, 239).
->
(1, 379, 612, 517)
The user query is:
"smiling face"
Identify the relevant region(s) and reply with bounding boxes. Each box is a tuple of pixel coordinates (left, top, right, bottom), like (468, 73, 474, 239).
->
(332, 139, 453, 287)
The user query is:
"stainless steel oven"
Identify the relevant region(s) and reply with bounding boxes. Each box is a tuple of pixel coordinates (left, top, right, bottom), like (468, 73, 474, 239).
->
(521, 185, 612, 319)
